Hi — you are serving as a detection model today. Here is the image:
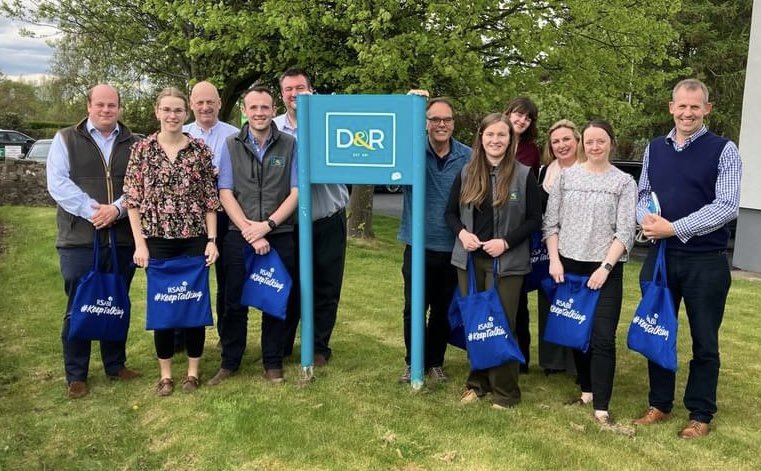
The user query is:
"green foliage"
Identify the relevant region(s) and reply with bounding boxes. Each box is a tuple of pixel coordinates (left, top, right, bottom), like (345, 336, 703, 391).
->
(0, 111, 24, 130)
(2, 207, 761, 469)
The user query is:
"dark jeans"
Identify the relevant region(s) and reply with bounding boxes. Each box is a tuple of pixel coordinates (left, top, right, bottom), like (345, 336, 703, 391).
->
(402, 245, 457, 369)
(221, 230, 295, 371)
(285, 209, 347, 359)
(58, 245, 136, 383)
(457, 256, 523, 408)
(146, 237, 207, 360)
(562, 256, 624, 412)
(640, 247, 730, 424)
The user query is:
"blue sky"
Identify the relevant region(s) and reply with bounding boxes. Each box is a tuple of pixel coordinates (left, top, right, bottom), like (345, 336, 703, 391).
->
(0, 16, 56, 78)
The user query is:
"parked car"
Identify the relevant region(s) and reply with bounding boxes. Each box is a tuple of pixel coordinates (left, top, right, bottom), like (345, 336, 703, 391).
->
(22, 138, 52, 164)
(0, 129, 36, 160)
(611, 159, 736, 244)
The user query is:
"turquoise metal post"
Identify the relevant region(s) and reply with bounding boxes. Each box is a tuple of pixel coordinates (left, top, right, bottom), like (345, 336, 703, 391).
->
(296, 94, 314, 372)
(410, 95, 426, 389)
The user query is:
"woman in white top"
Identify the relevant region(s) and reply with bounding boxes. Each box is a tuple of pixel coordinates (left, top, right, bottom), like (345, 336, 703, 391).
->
(543, 120, 636, 427)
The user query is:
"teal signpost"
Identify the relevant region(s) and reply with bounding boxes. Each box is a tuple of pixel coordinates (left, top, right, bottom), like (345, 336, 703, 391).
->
(297, 94, 428, 388)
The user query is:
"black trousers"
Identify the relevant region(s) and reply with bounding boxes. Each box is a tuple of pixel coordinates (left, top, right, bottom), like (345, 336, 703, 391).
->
(401, 245, 458, 369)
(221, 230, 295, 370)
(640, 247, 730, 424)
(561, 256, 624, 412)
(285, 209, 347, 359)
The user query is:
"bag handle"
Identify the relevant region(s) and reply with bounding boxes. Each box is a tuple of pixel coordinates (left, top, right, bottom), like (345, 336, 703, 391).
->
(465, 254, 502, 295)
(466, 253, 477, 295)
(652, 239, 668, 285)
(91, 229, 121, 274)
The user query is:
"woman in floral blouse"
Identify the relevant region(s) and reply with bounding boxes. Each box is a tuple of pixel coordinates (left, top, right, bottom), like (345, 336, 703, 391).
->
(124, 87, 220, 396)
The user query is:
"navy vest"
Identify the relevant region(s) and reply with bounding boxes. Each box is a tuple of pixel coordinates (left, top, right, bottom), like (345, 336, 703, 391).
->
(648, 131, 729, 252)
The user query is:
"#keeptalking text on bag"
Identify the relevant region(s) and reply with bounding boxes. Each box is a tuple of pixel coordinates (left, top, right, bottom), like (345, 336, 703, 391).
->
(542, 273, 601, 352)
(451, 256, 525, 370)
(627, 239, 678, 371)
(240, 246, 292, 320)
(68, 229, 131, 342)
(145, 255, 212, 330)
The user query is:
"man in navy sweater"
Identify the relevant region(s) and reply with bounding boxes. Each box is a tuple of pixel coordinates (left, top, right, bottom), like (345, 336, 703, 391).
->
(397, 95, 471, 383)
(633, 79, 742, 439)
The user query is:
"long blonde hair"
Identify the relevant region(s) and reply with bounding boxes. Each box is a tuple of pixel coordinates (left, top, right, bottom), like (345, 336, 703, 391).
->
(461, 113, 516, 207)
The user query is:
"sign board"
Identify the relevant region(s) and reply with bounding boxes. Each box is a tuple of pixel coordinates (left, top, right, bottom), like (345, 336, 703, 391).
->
(296, 94, 428, 388)
(297, 95, 423, 185)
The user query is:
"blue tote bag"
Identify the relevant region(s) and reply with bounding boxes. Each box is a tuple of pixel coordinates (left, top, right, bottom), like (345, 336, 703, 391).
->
(627, 240, 678, 371)
(240, 246, 292, 320)
(523, 231, 550, 292)
(543, 273, 601, 352)
(457, 256, 525, 370)
(447, 287, 466, 350)
(145, 255, 212, 330)
(69, 230, 131, 342)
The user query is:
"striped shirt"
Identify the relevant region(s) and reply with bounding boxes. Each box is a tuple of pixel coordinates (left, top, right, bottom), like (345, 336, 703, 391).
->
(636, 126, 742, 243)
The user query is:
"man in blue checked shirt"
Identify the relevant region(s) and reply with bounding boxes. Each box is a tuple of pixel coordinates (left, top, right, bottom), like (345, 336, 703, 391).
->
(632, 78, 742, 439)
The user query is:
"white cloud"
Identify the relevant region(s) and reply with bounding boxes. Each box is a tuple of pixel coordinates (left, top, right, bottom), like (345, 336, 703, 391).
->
(0, 16, 57, 78)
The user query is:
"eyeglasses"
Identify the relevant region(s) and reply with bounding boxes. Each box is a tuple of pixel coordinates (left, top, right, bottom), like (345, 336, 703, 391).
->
(158, 107, 186, 115)
(426, 117, 454, 125)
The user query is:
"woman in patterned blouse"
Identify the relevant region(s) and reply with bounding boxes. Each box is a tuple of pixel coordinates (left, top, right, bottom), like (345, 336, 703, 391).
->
(542, 120, 636, 428)
(124, 87, 220, 397)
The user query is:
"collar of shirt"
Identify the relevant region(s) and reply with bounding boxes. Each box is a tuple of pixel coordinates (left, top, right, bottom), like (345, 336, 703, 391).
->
(86, 119, 119, 139)
(666, 125, 707, 152)
(85, 119, 120, 161)
(186, 120, 221, 137)
(245, 126, 273, 160)
(427, 138, 452, 170)
(274, 113, 297, 138)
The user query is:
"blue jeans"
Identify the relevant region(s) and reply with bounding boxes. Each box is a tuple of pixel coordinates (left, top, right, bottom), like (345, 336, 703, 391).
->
(221, 230, 295, 371)
(58, 245, 136, 383)
(640, 247, 731, 423)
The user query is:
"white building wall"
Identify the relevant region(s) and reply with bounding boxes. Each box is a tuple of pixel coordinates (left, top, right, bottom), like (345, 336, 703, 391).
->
(733, 0, 761, 272)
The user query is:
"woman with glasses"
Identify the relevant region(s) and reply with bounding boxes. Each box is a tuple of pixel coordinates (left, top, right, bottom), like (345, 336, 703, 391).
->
(543, 120, 636, 427)
(504, 97, 540, 371)
(445, 113, 541, 409)
(123, 87, 220, 396)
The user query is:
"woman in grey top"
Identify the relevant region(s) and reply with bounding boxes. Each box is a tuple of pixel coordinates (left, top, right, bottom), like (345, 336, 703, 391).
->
(543, 120, 636, 427)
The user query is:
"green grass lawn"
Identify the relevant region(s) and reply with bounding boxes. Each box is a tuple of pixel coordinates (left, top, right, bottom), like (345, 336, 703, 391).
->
(1, 206, 760, 470)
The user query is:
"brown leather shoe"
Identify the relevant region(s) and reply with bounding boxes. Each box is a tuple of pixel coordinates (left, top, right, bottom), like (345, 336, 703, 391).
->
(67, 381, 89, 399)
(633, 406, 671, 425)
(181, 376, 199, 393)
(678, 420, 710, 439)
(262, 369, 284, 384)
(156, 377, 174, 397)
(207, 368, 233, 386)
(314, 354, 328, 367)
(108, 367, 142, 381)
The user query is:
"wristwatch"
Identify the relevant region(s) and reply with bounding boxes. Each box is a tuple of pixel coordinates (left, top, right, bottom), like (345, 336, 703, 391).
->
(207, 237, 217, 244)
(267, 218, 277, 230)
(601, 262, 614, 272)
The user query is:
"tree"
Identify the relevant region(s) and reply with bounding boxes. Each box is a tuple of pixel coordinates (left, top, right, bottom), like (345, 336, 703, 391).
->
(3, 0, 685, 237)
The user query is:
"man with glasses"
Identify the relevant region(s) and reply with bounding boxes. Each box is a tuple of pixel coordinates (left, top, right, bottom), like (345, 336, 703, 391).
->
(398, 94, 471, 383)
